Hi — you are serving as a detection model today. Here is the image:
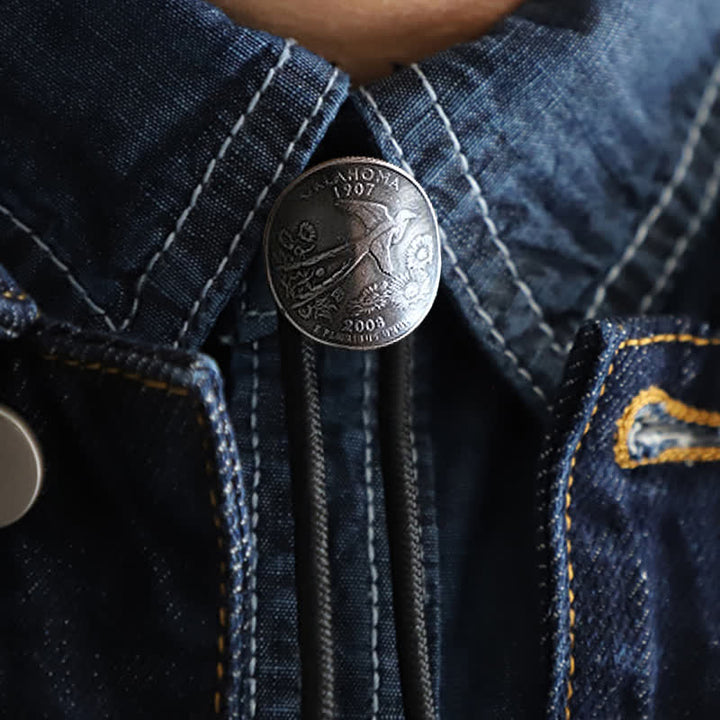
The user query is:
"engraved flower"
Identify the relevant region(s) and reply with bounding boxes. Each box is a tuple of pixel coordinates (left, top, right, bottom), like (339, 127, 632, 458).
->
(312, 294, 337, 321)
(348, 280, 393, 315)
(276, 221, 317, 260)
(297, 292, 340, 322)
(406, 234, 433, 273)
(297, 220, 318, 243)
(391, 272, 428, 310)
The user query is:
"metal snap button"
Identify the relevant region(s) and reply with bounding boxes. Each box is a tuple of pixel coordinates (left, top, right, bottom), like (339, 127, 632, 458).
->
(264, 157, 441, 350)
(0, 405, 43, 527)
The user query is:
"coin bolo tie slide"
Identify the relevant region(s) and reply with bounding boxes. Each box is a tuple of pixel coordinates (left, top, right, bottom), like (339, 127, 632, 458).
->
(265, 156, 441, 350)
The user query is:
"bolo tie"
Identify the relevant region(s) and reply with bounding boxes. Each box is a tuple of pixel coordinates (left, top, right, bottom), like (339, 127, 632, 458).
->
(264, 157, 440, 720)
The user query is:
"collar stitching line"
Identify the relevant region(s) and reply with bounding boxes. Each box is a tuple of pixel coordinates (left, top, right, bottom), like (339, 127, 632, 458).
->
(173, 66, 342, 348)
(639, 153, 720, 312)
(358, 87, 548, 403)
(410, 63, 565, 359)
(584, 55, 720, 324)
(0, 204, 116, 331)
(119, 38, 297, 333)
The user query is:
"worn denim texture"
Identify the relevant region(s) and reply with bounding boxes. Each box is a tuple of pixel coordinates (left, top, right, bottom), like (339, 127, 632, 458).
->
(1, 0, 720, 717)
(540, 317, 720, 718)
(0, 321, 250, 718)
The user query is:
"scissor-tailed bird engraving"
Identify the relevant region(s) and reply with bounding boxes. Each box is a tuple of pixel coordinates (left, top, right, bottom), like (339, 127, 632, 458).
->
(276, 200, 417, 310)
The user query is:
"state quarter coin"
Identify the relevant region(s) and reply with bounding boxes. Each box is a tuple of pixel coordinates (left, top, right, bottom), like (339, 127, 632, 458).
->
(264, 157, 441, 350)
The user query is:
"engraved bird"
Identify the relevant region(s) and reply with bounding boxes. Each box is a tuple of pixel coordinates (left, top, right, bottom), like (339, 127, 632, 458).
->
(277, 200, 417, 310)
(335, 200, 417, 275)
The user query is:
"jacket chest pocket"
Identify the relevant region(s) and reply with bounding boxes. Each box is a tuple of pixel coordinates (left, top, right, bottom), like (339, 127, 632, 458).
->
(0, 319, 249, 719)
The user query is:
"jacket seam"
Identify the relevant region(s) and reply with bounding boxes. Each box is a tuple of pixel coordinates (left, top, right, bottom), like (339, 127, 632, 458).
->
(564, 331, 720, 719)
(584, 56, 720, 322)
(2, 289, 28, 301)
(119, 39, 296, 333)
(40, 352, 229, 717)
(410, 62, 565, 358)
(41, 353, 190, 394)
(358, 86, 548, 404)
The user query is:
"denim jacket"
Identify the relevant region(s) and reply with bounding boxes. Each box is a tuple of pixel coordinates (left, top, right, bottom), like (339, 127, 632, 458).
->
(1, 0, 720, 717)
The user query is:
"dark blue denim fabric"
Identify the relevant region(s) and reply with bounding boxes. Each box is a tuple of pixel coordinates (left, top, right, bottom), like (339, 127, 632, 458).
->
(355, 0, 720, 408)
(0, 266, 38, 340)
(0, 320, 250, 718)
(0, 0, 349, 346)
(540, 317, 720, 718)
(1, 0, 720, 717)
(211, 324, 414, 719)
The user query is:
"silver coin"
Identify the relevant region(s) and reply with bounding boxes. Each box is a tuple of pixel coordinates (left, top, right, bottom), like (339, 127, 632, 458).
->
(264, 157, 441, 350)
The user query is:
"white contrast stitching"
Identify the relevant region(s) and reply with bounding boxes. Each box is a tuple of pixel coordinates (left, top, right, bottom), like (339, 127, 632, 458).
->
(239, 280, 249, 315)
(410, 64, 564, 357)
(358, 88, 548, 403)
(362, 353, 380, 719)
(248, 340, 261, 718)
(119, 40, 296, 332)
(585, 56, 720, 322)
(173, 67, 341, 348)
(441, 231, 546, 402)
(243, 310, 276, 318)
(0, 203, 116, 331)
(357, 89, 415, 176)
(639, 154, 720, 312)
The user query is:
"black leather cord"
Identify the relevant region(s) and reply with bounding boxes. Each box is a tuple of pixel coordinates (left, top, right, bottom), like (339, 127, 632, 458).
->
(279, 315, 336, 720)
(378, 336, 436, 720)
(279, 313, 434, 719)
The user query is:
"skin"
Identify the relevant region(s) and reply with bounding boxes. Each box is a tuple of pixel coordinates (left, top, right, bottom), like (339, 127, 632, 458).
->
(210, 0, 525, 82)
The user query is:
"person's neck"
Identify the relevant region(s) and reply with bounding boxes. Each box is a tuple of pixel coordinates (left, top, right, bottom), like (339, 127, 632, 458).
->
(210, 0, 524, 82)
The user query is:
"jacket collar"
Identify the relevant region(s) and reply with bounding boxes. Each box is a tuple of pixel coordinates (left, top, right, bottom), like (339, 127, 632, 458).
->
(357, 0, 720, 410)
(0, 0, 349, 347)
(1, 0, 719, 410)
